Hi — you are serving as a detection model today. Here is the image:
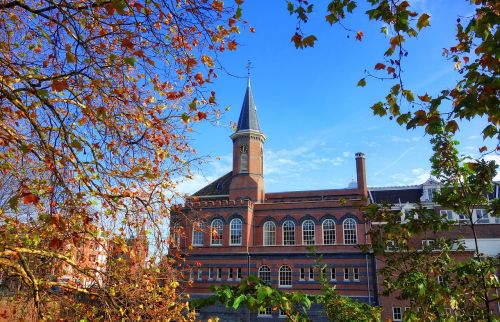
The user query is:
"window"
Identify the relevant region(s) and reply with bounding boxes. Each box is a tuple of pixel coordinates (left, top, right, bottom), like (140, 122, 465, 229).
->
(216, 268, 222, 280)
(322, 219, 336, 245)
(476, 209, 489, 224)
(283, 220, 295, 245)
(197, 269, 203, 280)
(302, 220, 315, 245)
(189, 270, 194, 281)
(258, 266, 271, 283)
(300, 268, 305, 280)
(458, 213, 468, 223)
(343, 218, 357, 245)
(441, 209, 454, 221)
(258, 307, 272, 317)
(321, 267, 326, 279)
(279, 309, 287, 318)
(171, 224, 181, 247)
(385, 240, 397, 251)
(237, 267, 242, 280)
(344, 268, 349, 280)
(192, 222, 204, 246)
(263, 221, 276, 246)
(421, 239, 435, 250)
(228, 268, 233, 280)
(279, 265, 292, 287)
(240, 145, 248, 173)
(208, 268, 213, 280)
(353, 268, 359, 281)
(230, 218, 242, 245)
(331, 268, 336, 281)
(308, 267, 314, 281)
(210, 219, 223, 245)
(427, 188, 436, 201)
(392, 307, 402, 321)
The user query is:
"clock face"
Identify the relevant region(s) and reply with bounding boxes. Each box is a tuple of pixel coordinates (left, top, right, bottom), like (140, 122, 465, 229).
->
(240, 145, 248, 153)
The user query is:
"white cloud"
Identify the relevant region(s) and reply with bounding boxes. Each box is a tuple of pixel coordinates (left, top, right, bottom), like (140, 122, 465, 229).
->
(374, 147, 414, 176)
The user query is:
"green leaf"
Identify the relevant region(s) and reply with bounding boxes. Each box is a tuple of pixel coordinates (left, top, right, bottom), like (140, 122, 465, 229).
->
(417, 13, 431, 30)
(346, 1, 356, 13)
(402, 89, 414, 102)
(124, 57, 136, 66)
(371, 102, 386, 116)
(37, 89, 49, 98)
(357, 78, 366, 87)
(235, 7, 242, 19)
(181, 112, 190, 123)
(8, 196, 19, 211)
(70, 139, 83, 151)
(232, 294, 246, 309)
(381, 26, 389, 36)
(302, 35, 317, 48)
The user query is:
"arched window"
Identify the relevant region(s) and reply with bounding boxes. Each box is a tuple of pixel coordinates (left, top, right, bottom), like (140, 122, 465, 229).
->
(192, 222, 204, 246)
(263, 221, 276, 246)
(343, 218, 357, 245)
(240, 145, 248, 172)
(302, 220, 315, 245)
(211, 219, 223, 246)
(170, 224, 181, 247)
(230, 218, 242, 245)
(322, 219, 336, 245)
(282, 220, 295, 245)
(279, 265, 292, 287)
(258, 265, 271, 283)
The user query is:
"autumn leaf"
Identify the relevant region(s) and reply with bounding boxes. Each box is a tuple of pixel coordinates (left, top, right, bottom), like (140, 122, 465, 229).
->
(374, 63, 386, 70)
(197, 112, 207, 120)
(51, 79, 69, 92)
(417, 13, 431, 30)
(228, 40, 237, 50)
(356, 31, 364, 41)
(357, 78, 366, 87)
(49, 238, 63, 250)
(22, 192, 40, 205)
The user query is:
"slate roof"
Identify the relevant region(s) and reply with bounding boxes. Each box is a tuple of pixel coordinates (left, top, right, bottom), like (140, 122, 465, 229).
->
(236, 79, 261, 132)
(192, 172, 232, 197)
(369, 187, 423, 204)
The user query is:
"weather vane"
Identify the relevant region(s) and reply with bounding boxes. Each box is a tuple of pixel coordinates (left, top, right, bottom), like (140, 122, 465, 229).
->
(246, 60, 252, 78)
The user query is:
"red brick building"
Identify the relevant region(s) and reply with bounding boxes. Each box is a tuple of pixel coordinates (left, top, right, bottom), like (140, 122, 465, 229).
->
(172, 80, 377, 320)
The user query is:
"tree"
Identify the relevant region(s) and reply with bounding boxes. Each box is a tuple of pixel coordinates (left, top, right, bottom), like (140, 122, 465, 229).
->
(286, 0, 499, 320)
(0, 0, 245, 319)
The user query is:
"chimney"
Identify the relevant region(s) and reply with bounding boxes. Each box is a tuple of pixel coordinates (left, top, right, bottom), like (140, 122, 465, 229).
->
(355, 152, 367, 196)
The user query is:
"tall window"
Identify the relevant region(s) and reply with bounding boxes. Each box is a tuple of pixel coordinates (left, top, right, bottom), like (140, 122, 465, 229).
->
(282, 220, 295, 245)
(476, 209, 489, 223)
(240, 145, 248, 172)
(279, 265, 292, 287)
(258, 266, 271, 283)
(263, 221, 276, 246)
(322, 219, 336, 245)
(192, 222, 204, 246)
(211, 219, 223, 245)
(171, 224, 181, 247)
(343, 218, 357, 245)
(302, 220, 315, 245)
(230, 218, 242, 245)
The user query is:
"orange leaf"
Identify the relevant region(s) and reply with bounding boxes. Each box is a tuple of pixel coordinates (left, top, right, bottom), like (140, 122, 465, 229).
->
(197, 112, 207, 120)
(51, 79, 69, 92)
(22, 192, 40, 205)
(121, 38, 135, 51)
(463, 56, 469, 64)
(375, 63, 386, 70)
(249, 27, 255, 33)
(356, 31, 364, 41)
(228, 40, 237, 50)
(49, 238, 63, 250)
(387, 66, 395, 74)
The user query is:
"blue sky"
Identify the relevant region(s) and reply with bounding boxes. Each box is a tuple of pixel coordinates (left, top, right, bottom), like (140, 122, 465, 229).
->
(177, 0, 499, 195)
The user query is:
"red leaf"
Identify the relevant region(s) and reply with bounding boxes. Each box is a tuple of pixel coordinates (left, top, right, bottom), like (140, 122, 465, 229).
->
(375, 63, 386, 70)
(49, 238, 63, 250)
(121, 38, 135, 51)
(197, 112, 207, 120)
(22, 192, 40, 205)
(355, 31, 364, 41)
(228, 40, 237, 50)
(51, 79, 69, 92)
(249, 27, 255, 33)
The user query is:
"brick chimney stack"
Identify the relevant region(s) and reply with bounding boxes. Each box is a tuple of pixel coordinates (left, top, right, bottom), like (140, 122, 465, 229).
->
(355, 152, 367, 197)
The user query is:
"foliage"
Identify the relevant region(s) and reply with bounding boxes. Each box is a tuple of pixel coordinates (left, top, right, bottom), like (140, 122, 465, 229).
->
(287, 0, 499, 152)
(0, 0, 245, 319)
(193, 272, 381, 321)
(365, 132, 500, 321)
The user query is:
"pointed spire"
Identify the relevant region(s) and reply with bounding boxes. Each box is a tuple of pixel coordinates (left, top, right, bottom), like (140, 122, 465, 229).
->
(236, 78, 261, 132)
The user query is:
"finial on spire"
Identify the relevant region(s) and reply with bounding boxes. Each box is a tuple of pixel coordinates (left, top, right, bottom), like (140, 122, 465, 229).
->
(246, 60, 252, 85)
